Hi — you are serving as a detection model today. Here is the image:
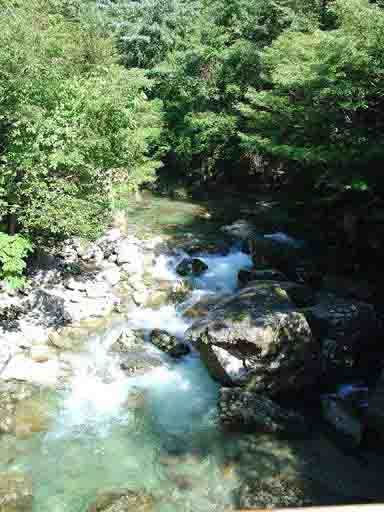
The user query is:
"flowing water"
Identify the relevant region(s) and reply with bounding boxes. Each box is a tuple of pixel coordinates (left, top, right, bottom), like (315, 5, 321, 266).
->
(2, 194, 384, 510)
(1, 244, 254, 511)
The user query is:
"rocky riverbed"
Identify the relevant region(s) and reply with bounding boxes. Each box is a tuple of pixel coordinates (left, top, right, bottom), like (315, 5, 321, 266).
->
(1, 194, 384, 511)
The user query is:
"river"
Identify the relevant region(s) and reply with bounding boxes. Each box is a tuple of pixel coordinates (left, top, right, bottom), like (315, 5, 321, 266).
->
(1, 193, 383, 511)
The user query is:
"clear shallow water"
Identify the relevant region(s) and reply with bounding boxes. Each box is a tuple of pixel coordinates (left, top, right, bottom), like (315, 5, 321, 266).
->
(3, 193, 384, 510)
(4, 249, 252, 511)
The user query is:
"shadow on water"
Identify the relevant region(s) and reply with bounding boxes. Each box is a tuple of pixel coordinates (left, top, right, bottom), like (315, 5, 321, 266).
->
(2, 190, 384, 511)
(113, 190, 384, 509)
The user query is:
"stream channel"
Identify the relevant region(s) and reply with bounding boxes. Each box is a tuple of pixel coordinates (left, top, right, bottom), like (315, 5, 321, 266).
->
(1, 193, 384, 511)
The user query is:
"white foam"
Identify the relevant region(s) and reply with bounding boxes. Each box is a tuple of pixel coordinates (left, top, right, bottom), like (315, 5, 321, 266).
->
(47, 246, 250, 440)
(192, 250, 252, 293)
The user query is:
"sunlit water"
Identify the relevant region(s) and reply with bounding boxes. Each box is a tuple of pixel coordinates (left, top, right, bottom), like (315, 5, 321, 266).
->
(4, 248, 252, 511)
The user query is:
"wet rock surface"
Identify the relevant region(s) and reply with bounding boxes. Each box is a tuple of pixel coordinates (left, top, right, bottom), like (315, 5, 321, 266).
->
(305, 293, 382, 379)
(120, 352, 164, 377)
(176, 258, 208, 277)
(88, 489, 154, 512)
(150, 329, 190, 358)
(1, 198, 384, 510)
(109, 328, 145, 354)
(187, 281, 320, 395)
(219, 387, 310, 437)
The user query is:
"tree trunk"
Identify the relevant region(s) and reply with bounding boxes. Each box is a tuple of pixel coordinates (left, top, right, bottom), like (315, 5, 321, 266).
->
(7, 213, 17, 235)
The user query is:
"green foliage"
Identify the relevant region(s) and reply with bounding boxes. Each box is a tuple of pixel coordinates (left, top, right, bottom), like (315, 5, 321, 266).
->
(0, 0, 163, 242)
(115, 0, 324, 182)
(239, 0, 384, 190)
(0, 234, 33, 288)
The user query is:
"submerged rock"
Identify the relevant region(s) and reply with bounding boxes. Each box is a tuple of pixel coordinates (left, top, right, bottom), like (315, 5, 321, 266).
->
(0, 471, 33, 511)
(219, 388, 309, 437)
(0, 380, 51, 439)
(150, 329, 190, 358)
(0, 381, 39, 435)
(187, 281, 319, 395)
(176, 258, 208, 277)
(14, 396, 52, 440)
(120, 352, 163, 377)
(88, 489, 154, 512)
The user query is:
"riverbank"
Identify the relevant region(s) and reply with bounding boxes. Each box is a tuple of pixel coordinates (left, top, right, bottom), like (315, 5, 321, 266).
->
(0, 193, 384, 511)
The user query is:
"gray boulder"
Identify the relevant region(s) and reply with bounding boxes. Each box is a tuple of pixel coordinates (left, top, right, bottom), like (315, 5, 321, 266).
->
(304, 293, 382, 375)
(81, 244, 104, 266)
(29, 290, 69, 326)
(186, 281, 319, 395)
(219, 387, 309, 437)
(150, 329, 190, 358)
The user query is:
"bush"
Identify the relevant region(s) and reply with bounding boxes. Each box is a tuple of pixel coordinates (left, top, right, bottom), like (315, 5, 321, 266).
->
(0, 234, 33, 288)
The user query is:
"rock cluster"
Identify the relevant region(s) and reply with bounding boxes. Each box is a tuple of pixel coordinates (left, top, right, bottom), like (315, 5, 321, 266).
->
(0, 227, 165, 391)
(189, 220, 384, 441)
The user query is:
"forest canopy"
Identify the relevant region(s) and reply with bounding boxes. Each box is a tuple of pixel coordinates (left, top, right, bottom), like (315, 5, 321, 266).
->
(0, 0, 383, 285)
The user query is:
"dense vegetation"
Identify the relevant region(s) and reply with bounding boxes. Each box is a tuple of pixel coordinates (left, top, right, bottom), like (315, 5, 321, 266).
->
(1, 0, 383, 285)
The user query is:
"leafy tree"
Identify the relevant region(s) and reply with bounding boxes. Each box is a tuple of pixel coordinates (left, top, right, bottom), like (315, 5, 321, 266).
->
(239, 0, 384, 192)
(0, 0, 162, 241)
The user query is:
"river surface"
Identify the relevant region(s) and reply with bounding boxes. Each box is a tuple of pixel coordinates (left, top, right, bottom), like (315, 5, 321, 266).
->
(1, 193, 384, 511)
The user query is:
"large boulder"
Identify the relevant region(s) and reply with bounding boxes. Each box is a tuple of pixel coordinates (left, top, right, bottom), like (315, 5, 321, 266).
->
(219, 387, 309, 437)
(248, 236, 322, 288)
(304, 293, 382, 378)
(0, 471, 33, 511)
(183, 293, 227, 319)
(88, 489, 154, 512)
(186, 282, 319, 395)
(150, 329, 190, 358)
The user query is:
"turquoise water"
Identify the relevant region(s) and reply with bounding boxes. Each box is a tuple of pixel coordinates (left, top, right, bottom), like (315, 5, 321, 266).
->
(2, 194, 384, 510)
